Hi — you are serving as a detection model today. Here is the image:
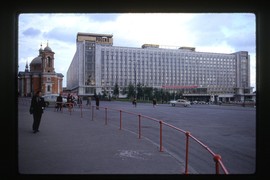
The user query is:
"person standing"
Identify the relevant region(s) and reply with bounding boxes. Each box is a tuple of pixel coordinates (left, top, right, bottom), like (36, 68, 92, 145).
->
(67, 93, 73, 111)
(56, 93, 63, 111)
(132, 98, 137, 107)
(30, 90, 45, 133)
(95, 95, 99, 110)
(77, 96, 82, 108)
(86, 96, 91, 106)
(153, 98, 157, 108)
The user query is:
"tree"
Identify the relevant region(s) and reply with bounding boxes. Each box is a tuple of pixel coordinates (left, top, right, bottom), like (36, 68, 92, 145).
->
(163, 91, 171, 103)
(143, 86, 153, 101)
(153, 88, 162, 102)
(121, 86, 127, 96)
(136, 83, 143, 100)
(102, 87, 107, 99)
(127, 83, 135, 98)
(113, 83, 119, 99)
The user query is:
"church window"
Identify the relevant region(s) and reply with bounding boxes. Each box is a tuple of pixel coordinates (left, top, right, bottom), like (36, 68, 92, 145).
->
(47, 85, 51, 92)
(47, 57, 51, 67)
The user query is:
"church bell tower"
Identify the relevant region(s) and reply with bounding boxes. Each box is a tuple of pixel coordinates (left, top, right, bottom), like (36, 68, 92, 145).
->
(42, 41, 55, 73)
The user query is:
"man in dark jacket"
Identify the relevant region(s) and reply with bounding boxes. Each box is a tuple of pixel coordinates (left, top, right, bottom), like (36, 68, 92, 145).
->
(30, 90, 45, 133)
(56, 93, 63, 111)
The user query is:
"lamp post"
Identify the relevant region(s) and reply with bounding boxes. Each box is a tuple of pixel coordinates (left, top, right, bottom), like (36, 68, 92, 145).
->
(134, 61, 137, 100)
(130, 59, 137, 100)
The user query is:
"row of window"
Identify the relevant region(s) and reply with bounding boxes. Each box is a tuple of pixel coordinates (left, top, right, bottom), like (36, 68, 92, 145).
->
(101, 57, 236, 65)
(101, 47, 236, 61)
(69, 43, 249, 94)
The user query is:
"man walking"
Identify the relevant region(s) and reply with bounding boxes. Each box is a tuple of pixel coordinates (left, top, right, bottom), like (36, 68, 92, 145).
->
(30, 90, 45, 133)
(56, 93, 63, 111)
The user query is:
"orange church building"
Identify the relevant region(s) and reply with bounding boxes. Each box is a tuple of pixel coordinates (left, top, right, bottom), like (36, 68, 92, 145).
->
(18, 42, 63, 97)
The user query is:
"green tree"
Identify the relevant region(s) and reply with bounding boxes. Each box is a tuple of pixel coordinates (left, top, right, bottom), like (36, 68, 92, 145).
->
(113, 83, 119, 99)
(143, 86, 153, 101)
(121, 86, 127, 96)
(136, 83, 143, 100)
(127, 83, 135, 98)
(153, 88, 163, 102)
(163, 91, 170, 103)
(102, 87, 107, 99)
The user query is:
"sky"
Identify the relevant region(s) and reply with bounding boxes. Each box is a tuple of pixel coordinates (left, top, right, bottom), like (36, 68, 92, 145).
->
(18, 13, 256, 90)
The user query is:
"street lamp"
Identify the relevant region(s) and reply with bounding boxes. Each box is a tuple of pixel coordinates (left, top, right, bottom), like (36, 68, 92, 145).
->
(130, 59, 137, 100)
(134, 61, 137, 100)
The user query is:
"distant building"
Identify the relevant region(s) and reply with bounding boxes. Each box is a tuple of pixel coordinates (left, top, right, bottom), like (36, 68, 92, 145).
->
(66, 32, 254, 102)
(18, 42, 64, 97)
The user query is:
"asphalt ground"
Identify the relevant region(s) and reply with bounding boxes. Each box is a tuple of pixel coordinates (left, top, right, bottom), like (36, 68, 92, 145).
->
(18, 99, 185, 175)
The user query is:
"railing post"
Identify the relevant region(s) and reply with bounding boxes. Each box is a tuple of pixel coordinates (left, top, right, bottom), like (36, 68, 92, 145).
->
(105, 107, 108, 125)
(213, 154, 221, 174)
(138, 114, 141, 139)
(119, 110, 122, 130)
(159, 120, 163, 152)
(67, 103, 70, 115)
(69, 103, 72, 115)
(185, 131, 190, 174)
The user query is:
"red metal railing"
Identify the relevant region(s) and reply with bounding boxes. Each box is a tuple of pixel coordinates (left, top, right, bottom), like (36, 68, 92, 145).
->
(89, 105, 229, 174)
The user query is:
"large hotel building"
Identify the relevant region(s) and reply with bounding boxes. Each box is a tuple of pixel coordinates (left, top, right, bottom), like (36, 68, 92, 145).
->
(66, 32, 254, 102)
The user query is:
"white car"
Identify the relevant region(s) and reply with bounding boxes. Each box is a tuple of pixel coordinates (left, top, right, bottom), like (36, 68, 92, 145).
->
(169, 99, 191, 107)
(42, 94, 67, 107)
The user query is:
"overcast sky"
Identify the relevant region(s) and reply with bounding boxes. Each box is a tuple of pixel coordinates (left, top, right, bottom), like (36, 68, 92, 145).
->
(18, 13, 256, 90)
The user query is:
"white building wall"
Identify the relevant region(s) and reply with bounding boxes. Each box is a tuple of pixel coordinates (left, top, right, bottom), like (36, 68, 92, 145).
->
(94, 46, 242, 94)
(95, 45, 102, 95)
(66, 38, 251, 96)
(66, 43, 81, 90)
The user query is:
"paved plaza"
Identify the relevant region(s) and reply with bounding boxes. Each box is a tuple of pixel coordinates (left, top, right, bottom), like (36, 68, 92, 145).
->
(18, 99, 185, 175)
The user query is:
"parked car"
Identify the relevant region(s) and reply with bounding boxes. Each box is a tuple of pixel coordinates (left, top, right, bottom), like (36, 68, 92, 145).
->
(42, 94, 67, 108)
(190, 100, 198, 105)
(169, 99, 191, 107)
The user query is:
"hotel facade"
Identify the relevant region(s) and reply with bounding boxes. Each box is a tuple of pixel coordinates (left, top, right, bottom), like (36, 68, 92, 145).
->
(66, 33, 254, 102)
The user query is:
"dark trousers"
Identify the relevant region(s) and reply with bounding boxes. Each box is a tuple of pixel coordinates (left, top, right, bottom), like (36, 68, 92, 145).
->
(32, 113, 42, 131)
(56, 103, 62, 111)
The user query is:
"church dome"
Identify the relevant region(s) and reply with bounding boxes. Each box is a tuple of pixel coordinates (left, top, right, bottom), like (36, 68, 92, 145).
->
(30, 55, 42, 65)
(44, 45, 52, 52)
